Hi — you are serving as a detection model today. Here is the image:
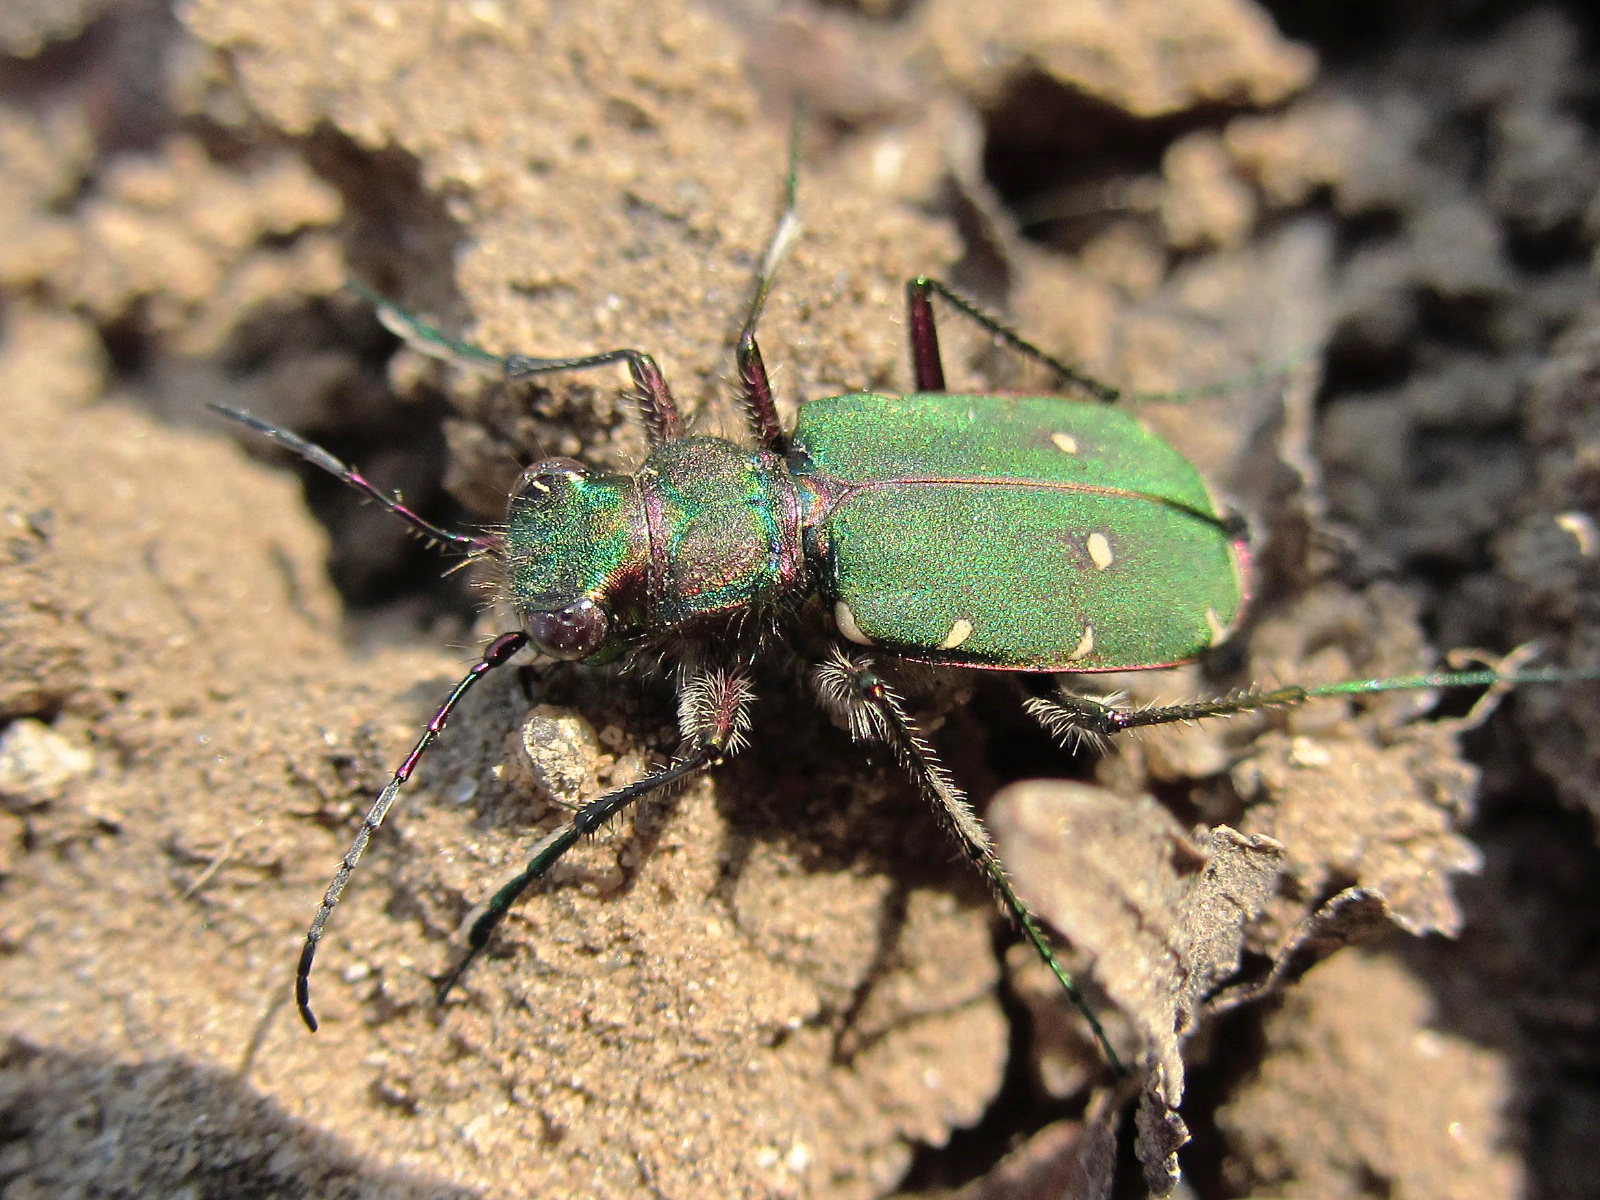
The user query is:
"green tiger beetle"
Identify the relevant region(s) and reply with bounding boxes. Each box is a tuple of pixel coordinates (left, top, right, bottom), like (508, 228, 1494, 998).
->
(214, 158, 1600, 1077)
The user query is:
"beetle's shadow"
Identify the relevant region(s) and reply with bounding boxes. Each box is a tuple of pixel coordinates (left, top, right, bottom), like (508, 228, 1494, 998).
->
(725, 660, 985, 862)
(425, 652, 1087, 1058)
(493, 656, 974, 890)
(705, 661, 1072, 1057)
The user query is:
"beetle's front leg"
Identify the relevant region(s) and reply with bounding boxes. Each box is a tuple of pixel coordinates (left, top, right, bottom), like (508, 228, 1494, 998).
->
(436, 663, 754, 1003)
(810, 648, 1125, 1073)
(730, 125, 803, 454)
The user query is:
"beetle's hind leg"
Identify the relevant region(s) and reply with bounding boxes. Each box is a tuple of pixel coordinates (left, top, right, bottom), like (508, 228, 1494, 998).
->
(811, 648, 1125, 1074)
(1030, 655, 1600, 746)
(348, 279, 686, 447)
(904, 277, 1121, 403)
(1026, 684, 1317, 750)
(436, 664, 754, 1004)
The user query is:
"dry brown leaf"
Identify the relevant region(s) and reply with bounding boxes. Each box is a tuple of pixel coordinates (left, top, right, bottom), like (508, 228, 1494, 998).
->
(1208, 887, 1392, 1017)
(990, 781, 1284, 1190)
(1136, 1073, 1190, 1195)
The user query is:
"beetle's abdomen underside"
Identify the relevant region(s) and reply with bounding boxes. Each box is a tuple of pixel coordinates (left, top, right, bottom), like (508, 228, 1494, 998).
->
(791, 393, 1246, 670)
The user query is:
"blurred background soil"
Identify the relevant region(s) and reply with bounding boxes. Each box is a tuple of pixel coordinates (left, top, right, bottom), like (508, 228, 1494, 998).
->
(1, 1, 1598, 1197)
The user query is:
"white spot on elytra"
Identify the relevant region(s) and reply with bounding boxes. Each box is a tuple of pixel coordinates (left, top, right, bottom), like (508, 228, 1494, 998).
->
(1065, 624, 1095, 661)
(1086, 532, 1114, 570)
(940, 618, 974, 650)
(834, 601, 874, 646)
(1205, 607, 1228, 647)
(1050, 431, 1079, 454)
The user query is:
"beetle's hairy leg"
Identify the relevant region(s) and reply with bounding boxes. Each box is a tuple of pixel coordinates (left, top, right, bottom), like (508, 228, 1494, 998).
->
(676, 662, 757, 759)
(504, 346, 682, 449)
(436, 665, 755, 1005)
(811, 648, 1126, 1075)
(295, 632, 529, 1032)
(1028, 658, 1600, 746)
(735, 333, 784, 451)
(1023, 690, 1134, 752)
(1026, 684, 1312, 744)
(347, 279, 684, 447)
(905, 277, 1121, 403)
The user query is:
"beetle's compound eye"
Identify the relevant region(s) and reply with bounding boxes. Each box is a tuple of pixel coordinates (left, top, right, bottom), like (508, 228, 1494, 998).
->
(514, 457, 588, 499)
(526, 597, 609, 660)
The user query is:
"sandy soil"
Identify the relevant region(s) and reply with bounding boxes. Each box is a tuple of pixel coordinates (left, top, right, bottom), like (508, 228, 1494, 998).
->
(1, 2, 1597, 1197)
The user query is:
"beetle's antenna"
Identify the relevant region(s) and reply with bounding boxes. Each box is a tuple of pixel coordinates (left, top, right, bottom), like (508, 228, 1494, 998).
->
(296, 632, 528, 1031)
(814, 649, 1128, 1075)
(210, 404, 492, 554)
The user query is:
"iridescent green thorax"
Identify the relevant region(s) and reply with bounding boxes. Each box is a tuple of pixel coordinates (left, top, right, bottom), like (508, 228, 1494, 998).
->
(789, 392, 1246, 670)
(640, 437, 805, 627)
(504, 437, 806, 655)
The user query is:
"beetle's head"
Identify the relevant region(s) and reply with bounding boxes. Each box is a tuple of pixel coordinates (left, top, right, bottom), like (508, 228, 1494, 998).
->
(504, 458, 644, 661)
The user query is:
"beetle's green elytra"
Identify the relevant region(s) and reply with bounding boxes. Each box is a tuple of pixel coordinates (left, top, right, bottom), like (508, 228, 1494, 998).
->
(789, 392, 1246, 669)
(212, 150, 1600, 1082)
